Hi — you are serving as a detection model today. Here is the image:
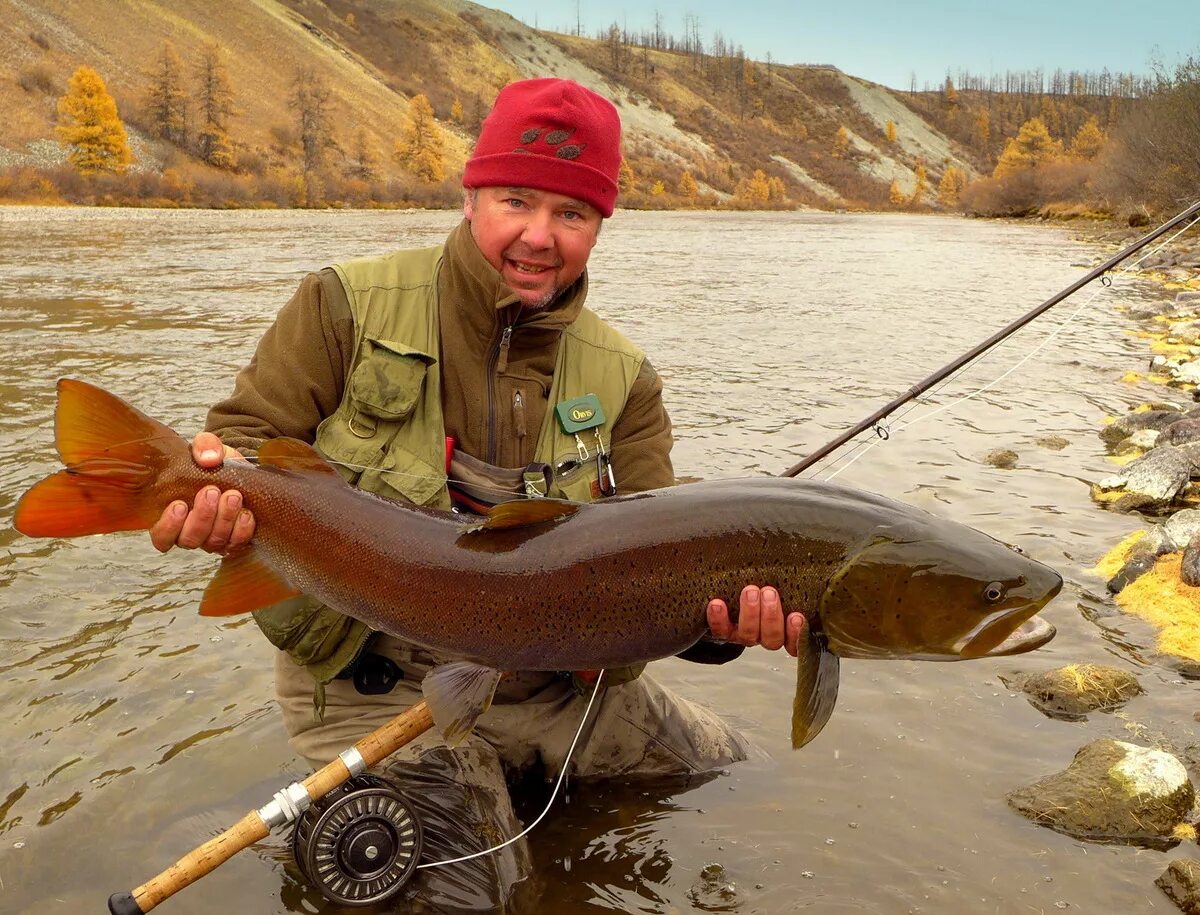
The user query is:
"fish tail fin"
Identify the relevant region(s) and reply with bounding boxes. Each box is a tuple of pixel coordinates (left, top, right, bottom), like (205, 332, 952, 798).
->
(14, 379, 186, 537)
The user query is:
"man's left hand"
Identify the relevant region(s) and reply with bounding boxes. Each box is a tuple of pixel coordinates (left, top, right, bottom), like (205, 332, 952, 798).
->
(707, 585, 805, 657)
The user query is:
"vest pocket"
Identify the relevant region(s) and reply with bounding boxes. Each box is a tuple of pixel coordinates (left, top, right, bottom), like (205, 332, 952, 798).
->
(348, 337, 436, 424)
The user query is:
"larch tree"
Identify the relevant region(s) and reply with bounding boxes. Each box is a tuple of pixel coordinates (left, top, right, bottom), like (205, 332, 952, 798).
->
(395, 94, 445, 184)
(833, 125, 850, 157)
(194, 43, 236, 169)
(937, 166, 967, 206)
(292, 67, 337, 183)
(678, 170, 698, 199)
(650, 179, 666, 197)
(349, 128, 379, 181)
(146, 40, 187, 146)
(1069, 116, 1106, 160)
(618, 158, 638, 194)
(885, 120, 897, 144)
(943, 76, 958, 108)
(909, 162, 929, 204)
(888, 179, 906, 205)
(450, 98, 464, 124)
(993, 117, 1063, 178)
(56, 66, 132, 175)
(974, 109, 991, 153)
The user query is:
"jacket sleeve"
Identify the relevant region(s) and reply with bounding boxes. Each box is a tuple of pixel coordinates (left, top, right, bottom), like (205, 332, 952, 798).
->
(205, 270, 354, 452)
(608, 358, 676, 495)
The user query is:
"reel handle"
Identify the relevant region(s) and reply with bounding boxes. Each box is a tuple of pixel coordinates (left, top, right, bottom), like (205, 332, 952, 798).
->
(108, 701, 435, 913)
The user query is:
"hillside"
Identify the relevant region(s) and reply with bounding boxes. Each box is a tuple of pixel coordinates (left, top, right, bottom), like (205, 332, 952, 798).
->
(0, 0, 1123, 210)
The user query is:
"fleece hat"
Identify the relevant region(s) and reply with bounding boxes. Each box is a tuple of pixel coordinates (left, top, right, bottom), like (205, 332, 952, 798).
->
(463, 78, 622, 217)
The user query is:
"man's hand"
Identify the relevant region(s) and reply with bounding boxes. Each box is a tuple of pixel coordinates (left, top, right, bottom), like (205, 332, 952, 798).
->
(148, 432, 256, 554)
(707, 585, 806, 657)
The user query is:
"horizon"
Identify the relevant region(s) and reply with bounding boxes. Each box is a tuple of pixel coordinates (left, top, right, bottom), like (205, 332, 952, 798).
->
(487, 0, 1199, 91)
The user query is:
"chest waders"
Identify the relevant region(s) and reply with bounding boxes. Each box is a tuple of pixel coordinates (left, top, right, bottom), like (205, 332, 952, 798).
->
(251, 246, 647, 707)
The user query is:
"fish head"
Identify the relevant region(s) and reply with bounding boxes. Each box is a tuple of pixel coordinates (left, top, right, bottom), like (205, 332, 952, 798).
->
(816, 520, 1061, 661)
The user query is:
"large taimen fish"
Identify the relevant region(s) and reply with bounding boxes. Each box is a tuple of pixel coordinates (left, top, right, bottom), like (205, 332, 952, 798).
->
(15, 380, 1060, 747)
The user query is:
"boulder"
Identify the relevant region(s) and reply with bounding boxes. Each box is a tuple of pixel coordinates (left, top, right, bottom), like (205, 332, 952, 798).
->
(1129, 300, 1180, 321)
(1007, 739, 1195, 847)
(1183, 534, 1200, 588)
(1096, 444, 1200, 512)
(1164, 419, 1200, 447)
(1157, 859, 1200, 915)
(1100, 410, 1184, 445)
(1170, 362, 1200, 385)
(1001, 665, 1142, 720)
(1164, 510, 1200, 549)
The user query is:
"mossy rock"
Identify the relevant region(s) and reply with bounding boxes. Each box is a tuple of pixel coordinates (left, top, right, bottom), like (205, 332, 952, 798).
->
(1008, 738, 1195, 848)
(984, 448, 1018, 469)
(1157, 859, 1200, 915)
(1001, 664, 1143, 720)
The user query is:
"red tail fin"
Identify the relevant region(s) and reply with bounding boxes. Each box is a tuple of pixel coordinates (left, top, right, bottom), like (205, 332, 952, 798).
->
(14, 379, 188, 537)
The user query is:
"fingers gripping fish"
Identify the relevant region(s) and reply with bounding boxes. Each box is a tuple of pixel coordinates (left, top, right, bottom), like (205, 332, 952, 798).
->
(14, 380, 1060, 748)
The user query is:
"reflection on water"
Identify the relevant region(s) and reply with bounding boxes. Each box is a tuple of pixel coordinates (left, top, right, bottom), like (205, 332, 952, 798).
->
(0, 206, 1187, 914)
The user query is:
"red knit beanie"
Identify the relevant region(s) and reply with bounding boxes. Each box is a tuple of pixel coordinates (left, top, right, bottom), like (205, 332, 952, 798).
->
(463, 78, 621, 218)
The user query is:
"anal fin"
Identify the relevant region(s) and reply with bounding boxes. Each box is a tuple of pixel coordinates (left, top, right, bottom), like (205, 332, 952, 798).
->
(199, 545, 302, 616)
(421, 661, 503, 747)
(791, 628, 840, 749)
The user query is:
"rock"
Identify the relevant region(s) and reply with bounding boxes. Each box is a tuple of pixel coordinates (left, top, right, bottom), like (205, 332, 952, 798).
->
(1100, 410, 1184, 445)
(1164, 510, 1200, 550)
(1108, 554, 1158, 593)
(1183, 535, 1200, 587)
(1007, 739, 1195, 847)
(1099, 444, 1200, 512)
(1002, 665, 1143, 719)
(984, 448, 1019, 469)
(1169, 362, 1200, 385)
(1166, 268, 1194, 283)
(1157, 860, 1200, 915)
(1170, 323, 1200, 346)
(1119, 428, 1162, 452)
(1130, 300, 1180, 320)
(1164, 419, 1200, 447)
(1178, 292, 1200, 305)
(687, 863, 741, 912)
(1036, 434, 1069, 450)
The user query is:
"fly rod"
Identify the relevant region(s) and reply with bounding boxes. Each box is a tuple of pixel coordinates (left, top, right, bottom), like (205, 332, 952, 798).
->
(781, 198, 1200, 479)
(107, 700, 434, 915)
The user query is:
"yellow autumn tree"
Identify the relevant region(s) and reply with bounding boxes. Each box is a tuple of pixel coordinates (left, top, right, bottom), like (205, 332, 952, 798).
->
(993, 117, 1063, 178)
(650, 179, 666, 197)
(909, 162, 929, 204)
(395, 94, 444, 184)
(678, 170, 698, 199)
(974, 109, 991, 152)
(943, 76, 958, 107)
(833, 126, 850, 157)
(735, 169, 772, 204)
(885, 120, 897, 144)
(56, 66, 132, 175)
(1069, 116, 1106, 160)
(450, 98, 464, 124)
(888, 179, 906, 205)
(618, 158, 638, 194)
(937, 166, 967, 206)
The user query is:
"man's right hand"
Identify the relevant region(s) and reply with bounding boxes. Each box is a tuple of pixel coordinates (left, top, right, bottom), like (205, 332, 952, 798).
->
(149, 431, 256, 554)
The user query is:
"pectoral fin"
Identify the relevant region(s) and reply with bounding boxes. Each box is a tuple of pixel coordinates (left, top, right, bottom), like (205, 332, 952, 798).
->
(791, 628, 840, 749)
(200, 545, 302, 616)
(421, 661, 503, 747)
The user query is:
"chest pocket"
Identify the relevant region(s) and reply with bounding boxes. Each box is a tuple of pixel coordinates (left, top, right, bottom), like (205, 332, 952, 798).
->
(337, 337, 444, 506)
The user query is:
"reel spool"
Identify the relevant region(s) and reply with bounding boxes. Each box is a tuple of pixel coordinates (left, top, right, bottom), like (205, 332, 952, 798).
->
(291, 774, 423, 907)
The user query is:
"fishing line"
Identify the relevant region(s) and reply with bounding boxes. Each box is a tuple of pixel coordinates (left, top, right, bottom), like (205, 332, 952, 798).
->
(415, 669, 605, 869)
(807, 208, 1200, 482)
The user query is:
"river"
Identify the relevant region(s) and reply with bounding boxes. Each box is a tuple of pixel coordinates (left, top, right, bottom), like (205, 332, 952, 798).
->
(0, 207, 1191, 914)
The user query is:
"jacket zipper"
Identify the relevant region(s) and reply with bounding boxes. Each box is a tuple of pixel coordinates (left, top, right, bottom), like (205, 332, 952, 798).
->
(485, 322, 515, 463)
(512, 389, 526, 440)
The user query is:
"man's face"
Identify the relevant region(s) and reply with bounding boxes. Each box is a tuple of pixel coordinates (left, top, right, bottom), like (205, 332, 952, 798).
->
(464, 187, 602, 310)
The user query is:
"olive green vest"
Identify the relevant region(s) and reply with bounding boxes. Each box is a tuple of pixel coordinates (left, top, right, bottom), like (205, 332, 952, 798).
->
(253, 245, 645, 689)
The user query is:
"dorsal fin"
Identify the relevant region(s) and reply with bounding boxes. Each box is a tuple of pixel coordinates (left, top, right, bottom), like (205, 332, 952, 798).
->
(257, 438, 339, 475)
(473, 498, 580, 531)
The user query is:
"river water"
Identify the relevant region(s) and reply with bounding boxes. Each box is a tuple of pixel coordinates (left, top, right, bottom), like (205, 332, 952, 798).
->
(0, 207, 1193, 914)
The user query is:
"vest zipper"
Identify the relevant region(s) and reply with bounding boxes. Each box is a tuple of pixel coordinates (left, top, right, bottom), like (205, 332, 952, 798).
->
(513, 389, 526, 440)
(485, 322, 515, 463)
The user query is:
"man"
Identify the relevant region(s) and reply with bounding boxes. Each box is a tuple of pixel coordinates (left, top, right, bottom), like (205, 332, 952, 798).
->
(150, 78, 804, 911)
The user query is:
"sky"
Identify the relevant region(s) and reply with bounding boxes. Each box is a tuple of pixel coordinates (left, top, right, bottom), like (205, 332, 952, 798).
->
(487, 0, 1199, 91)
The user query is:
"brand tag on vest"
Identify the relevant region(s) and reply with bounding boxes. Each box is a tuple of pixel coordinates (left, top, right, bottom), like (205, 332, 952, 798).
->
(555, 394, 605, 434)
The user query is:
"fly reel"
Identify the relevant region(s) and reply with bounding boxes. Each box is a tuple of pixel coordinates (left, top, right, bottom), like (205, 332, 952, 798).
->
(291, 774, 423, 907)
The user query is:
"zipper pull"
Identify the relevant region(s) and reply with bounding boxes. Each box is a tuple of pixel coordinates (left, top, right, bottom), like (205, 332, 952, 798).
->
(496, 325, 514, 374)
(512, 390, 526, 440)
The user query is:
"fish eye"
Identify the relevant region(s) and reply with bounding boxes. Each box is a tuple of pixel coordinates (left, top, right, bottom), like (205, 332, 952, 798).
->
(983, 581, 1006, 603)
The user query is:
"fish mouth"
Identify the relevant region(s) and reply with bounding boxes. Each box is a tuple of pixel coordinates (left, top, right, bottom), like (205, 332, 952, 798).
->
(958, 610, 1057, 659)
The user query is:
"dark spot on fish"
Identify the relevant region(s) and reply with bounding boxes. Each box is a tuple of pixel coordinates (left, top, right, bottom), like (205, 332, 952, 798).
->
(545, 129, 572, 145)
(556, 145, 584, 160)
(520, 128, 542, 144)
